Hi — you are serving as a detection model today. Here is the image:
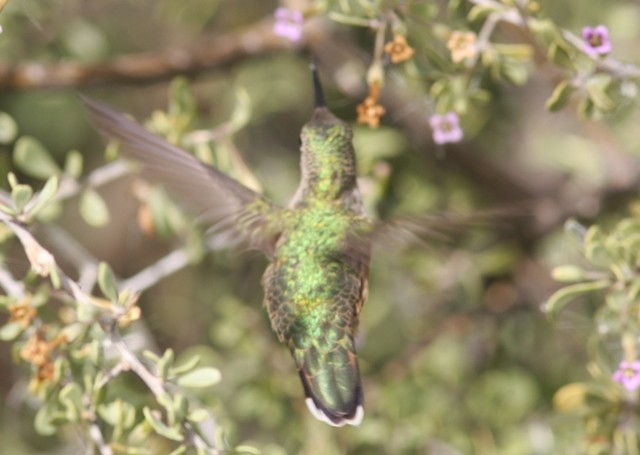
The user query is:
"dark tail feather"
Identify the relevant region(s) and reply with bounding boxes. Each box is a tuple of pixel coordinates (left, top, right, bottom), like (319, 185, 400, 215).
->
(296, 341, 364, 427)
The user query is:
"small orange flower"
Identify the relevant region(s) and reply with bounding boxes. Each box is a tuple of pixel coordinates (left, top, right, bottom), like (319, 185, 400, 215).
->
(8, 299, 37, 329)
(21, 331, 66, 391)
(447, 31, 478, 64)
(384, 34, 415, 64)
(356, 82, 386, 128)
(37, 361, 55, 383)
(21, 332, 53, 367)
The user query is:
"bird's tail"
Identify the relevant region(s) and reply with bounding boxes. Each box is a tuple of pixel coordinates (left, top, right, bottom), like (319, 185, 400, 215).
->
(294, 338, 364, 427)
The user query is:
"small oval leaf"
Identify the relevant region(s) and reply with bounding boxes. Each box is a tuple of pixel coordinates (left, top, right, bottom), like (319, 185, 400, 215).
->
(176, 367, 221, 388)
(0, 112, 18, 144)
(551, 265, 587, 283)
(543, 279, 610, 320)
(143, 407, 184, 442)
(546, 80, 576, 112)
(11, 184, 33, 212)
(98, 262, 118, 302)
(14, 136, 61, 179)
(64, 150, 84, 178)
(79, 189, 110, 227)
(187, 408, 209, 423)
(0, 321, 23, 341)
(34, 405, 57, 436)
(170, 354, 201, 376)
(28, 176, 59, 217)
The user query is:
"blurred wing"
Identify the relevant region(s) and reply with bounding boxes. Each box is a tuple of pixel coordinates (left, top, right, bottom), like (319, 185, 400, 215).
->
(82, 96, 283, 255)
(345, 204, 532, 265)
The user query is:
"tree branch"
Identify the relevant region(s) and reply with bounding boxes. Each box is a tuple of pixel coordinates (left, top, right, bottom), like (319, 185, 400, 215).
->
(0, 18, 294, 90)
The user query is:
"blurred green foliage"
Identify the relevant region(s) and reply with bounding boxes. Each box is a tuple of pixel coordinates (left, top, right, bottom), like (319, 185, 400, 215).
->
(0, 0, 640, 454)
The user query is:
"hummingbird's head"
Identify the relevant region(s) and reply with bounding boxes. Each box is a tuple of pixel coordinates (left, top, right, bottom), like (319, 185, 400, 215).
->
(298, 108, 356, 200)
(296, 63, 357, 200)
(300, 62, 354, 152)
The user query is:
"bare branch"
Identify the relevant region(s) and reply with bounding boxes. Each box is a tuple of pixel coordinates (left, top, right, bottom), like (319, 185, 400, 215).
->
(0, 18, 294, 90)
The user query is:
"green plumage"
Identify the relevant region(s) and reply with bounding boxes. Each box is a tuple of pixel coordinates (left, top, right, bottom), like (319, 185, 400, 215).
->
(83, 66, 372, 427)
(262, 106, 371, 426)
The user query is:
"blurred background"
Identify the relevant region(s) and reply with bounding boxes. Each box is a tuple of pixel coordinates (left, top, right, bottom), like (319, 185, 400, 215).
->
(1, 0, 640, 453)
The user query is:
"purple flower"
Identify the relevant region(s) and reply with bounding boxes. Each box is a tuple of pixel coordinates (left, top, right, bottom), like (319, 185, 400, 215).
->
(429, 112, 463, 145)
(581, 25, 612, 57)
(273, 8, 304, 42)
(612, 360, 640, 391)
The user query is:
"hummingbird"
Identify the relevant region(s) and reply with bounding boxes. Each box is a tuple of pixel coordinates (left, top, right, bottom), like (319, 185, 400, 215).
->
(83, 65, 371, 427)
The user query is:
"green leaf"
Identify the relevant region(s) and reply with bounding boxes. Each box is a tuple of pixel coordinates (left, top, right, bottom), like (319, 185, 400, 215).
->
(7, 172, 18, 189)
(171, 393, 188, 424)
(584, 225, 612, 267)
(176, 367, 221, 388)
(543, 280, 610, 320)
(467, 3, 498, 21)
(168, 76, 197, 132)
(553, 382, 611, 415)
(98, 400, 136, 429)
(187, 408, 209, 423)
(59, 382, 83, 422)
(14, 136, 61, 179)
(143, 407, 184, 442)
(547, 43, 573, 69)
(28, 176, 59, 218)
(98, 262, 118, 301)
(234, 445, 262, 454)
(79, 189, 110, 227)
(577, 96, 602, 121)
(0, 321, 23, 341)
(528, 18, 558, 47)
(64, 150, 83, 178)
(34, 405, 57, 436)
(11, 184, 33, 212)
(168, 446, 188, 455)
(158, 349, 175, 380)
(493, 43, 533, 61)
(143, 350, 162, 363)
(228, 87, 252, 134)
(0, 112, 18, 144)
(500, 58, 529, 86)
(60, 322, 86, 343)
(551, 265, 587, 282)
(170, 354, 201, 376)
(586, 74, 614, 112)
(546, 80, 576, 112)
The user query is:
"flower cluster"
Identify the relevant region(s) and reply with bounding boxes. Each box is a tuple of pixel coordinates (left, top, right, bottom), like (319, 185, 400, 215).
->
(20, 331, 66, 389)
(356, 81, 386, 128)
(8, 299, 37, 329)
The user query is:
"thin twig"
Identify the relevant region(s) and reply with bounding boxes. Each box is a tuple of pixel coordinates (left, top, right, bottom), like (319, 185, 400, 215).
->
(118, 247, 192, 293)
(56, 160, 131, 202)
(0, 266, 26, 299)
(88, 421, 114, 455)
(108, 324, 218, 452)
